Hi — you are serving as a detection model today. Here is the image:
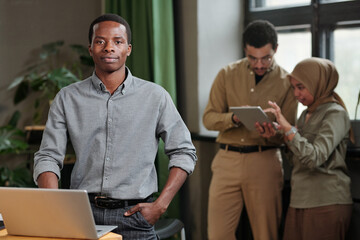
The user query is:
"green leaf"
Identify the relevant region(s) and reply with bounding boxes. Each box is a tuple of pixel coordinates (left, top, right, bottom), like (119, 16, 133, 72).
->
(48, 68, 79, 89)
(8, 111, 21, 128)
(8, 76, 25, 90)
(0, 126, 28, 154)
(13, 81, 30, 104)
(30, 76, 46, 91)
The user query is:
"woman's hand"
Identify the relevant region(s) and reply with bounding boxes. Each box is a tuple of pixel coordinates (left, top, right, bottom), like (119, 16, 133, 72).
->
(262, 101, 297, 141)
(264, 101, 292, 131)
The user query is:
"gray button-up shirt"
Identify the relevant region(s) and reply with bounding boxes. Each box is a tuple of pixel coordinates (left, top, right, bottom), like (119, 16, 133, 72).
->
(33, 68, 197, 199)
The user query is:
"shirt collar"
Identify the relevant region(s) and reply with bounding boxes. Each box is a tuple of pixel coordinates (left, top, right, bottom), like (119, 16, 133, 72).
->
(91, 67, 134, 95)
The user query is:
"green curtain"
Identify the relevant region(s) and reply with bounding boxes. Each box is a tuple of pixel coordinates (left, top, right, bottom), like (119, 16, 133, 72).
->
(105, 0, 179, 219)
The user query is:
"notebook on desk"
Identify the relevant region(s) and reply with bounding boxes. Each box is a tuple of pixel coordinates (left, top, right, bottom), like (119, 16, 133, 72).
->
(0, 187, 117, 239)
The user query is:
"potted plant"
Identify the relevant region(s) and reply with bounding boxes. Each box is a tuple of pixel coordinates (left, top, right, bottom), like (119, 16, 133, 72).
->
(0, 111, 35, 187)
(7, 41, 93, 124)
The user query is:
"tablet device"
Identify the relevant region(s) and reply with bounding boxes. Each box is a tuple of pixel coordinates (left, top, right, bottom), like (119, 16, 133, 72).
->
(230, 106, 273, 131)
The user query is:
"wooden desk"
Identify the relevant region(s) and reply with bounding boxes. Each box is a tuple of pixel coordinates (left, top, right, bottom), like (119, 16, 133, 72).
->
(0, 229, 122, 240)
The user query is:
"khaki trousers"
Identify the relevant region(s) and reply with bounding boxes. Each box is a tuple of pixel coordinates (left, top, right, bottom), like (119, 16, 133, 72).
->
(283, 204, 353, 240)
(208, 148, 283, 240)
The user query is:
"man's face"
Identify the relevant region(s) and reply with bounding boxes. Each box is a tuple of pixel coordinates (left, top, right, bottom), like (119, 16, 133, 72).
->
(244, 43, 277, 76)
(89, 21, 132, 75)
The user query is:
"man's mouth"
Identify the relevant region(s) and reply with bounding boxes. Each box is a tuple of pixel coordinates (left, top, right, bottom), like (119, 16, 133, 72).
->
(254, 68, 266, 74)
(101, 56, 119, 63)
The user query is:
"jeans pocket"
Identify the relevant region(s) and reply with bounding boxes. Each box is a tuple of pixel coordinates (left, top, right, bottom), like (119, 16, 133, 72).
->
(135, 211, 154, 227)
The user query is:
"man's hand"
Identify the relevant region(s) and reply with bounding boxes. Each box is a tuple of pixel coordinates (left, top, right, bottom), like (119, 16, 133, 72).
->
(124, 167, 188, 225)
(124, 201, 166, 225)
(255, 121, 277, 138)
(232, 113, 240, 124)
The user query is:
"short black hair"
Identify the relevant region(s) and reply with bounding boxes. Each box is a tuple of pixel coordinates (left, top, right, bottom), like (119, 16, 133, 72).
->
(243, 20, 277, 50)
(88, 13, 132, 44)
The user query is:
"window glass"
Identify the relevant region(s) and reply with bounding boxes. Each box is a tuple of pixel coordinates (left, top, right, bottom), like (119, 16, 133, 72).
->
(250, 0, 310, 9)
(276, 31, 311, 73)
(320, 0, 354, 3)
(275, 30, 311, 117)
(334, 27, 360, 120)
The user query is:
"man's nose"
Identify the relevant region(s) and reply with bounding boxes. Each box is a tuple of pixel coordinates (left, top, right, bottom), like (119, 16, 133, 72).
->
(255, 60, 265, 68)
(104, 42, 115, 52)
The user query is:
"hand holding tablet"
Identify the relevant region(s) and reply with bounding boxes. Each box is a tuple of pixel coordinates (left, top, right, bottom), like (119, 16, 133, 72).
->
(230, 106, 275, 131)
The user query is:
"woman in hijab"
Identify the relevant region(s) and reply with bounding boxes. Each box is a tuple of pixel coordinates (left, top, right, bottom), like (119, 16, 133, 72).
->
(257, 57, 353, 240)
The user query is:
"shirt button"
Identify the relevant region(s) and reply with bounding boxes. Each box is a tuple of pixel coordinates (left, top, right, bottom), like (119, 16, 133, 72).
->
(250, 88, 254, 92)
(106, 157, 110, 161)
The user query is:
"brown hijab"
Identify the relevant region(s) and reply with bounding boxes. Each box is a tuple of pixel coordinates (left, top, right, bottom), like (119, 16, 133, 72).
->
(288, 57, 354, 142)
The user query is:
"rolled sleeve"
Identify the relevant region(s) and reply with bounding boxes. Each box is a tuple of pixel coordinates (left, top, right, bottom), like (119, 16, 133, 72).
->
(33, 161, 61, 185)
(33, 91, 67, 184)
(158, 92, 197, 175)
(168, 153, 197, 175)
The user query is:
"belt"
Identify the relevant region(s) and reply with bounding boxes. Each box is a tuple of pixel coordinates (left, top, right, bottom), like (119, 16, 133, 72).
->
(220, 144, 277, 153)
(88, 193, 153, 209)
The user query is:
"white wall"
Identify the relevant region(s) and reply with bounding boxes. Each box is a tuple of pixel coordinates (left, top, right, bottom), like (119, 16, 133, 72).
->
(196, 0, 243, 136)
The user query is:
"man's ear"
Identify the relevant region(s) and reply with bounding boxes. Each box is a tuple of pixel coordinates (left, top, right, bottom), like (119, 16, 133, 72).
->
(273, 44, 278, 53)
(88, 44, 93, 56)
(127, 44, 132, 56)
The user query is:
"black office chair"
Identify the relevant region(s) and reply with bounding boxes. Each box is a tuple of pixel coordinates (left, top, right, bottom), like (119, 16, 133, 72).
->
(155, 218, 185, 240)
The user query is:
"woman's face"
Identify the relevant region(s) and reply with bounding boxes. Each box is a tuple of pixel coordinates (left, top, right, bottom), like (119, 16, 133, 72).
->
(290, 77, 314, 106)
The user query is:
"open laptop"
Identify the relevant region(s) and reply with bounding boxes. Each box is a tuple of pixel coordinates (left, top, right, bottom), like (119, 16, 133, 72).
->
(0, 187, 117, 239)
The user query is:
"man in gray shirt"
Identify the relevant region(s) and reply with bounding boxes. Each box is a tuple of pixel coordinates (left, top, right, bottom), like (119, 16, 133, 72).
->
(33, 13, 197, 240)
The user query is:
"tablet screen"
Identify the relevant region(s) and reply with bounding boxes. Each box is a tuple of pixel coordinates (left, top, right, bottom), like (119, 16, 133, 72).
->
(230, 106, 273, 131)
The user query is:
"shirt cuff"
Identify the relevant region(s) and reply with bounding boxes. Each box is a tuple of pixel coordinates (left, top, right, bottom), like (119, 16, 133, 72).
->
(168, 154, 196, 175)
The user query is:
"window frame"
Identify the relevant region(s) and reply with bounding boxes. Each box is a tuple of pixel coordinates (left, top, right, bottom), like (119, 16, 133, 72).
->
(244, 0, 360, 58)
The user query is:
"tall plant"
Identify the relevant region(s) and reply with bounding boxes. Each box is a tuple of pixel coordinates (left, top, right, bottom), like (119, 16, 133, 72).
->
(7, 41, 93, 124)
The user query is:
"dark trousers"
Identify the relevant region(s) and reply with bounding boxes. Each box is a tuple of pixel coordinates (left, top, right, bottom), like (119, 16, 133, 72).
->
(91, 202, 157, 240)
(283, 204, 353, 240)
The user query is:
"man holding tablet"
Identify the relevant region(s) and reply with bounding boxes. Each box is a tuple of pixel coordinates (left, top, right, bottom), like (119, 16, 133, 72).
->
(203, 20, 297, 240)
